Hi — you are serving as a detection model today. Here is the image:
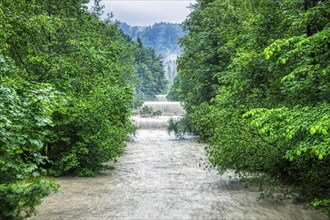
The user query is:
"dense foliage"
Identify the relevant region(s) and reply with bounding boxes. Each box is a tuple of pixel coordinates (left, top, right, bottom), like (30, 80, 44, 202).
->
(120, 22, 184, 57)
(173, 0, 330, 214)
(133, 39, 168, 101)
(139, 106, 162, 118)
(0, 72, 59, 219)
(120, 22, 184, 85)
(0, 0, 163, 218)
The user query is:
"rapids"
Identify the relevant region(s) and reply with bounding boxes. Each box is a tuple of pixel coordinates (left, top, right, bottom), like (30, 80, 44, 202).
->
(142, 101, 185, 116)
(29, 130, 326, 219)
(131, 116, 180, 129)
(29, 97, 327, 219)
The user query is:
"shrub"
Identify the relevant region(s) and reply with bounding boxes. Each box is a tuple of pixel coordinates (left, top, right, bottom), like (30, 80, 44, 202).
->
(0, 79, 59, 219)
(140, 106, 154, 118)
(139, 106, 163, 118)
(166, 117, 193, 139)
(46, 86, 134, 176)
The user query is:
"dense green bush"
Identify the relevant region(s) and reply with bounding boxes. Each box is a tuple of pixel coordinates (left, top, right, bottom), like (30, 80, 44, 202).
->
(1, 0, 136, 177)
(0, 0, 155, 217)
(1, 0, 169, 216)
(166, 117, 193, 139)
(0, 70, 59, 219)
(174, 0, 330, 215)
(47, 85, 134, 176)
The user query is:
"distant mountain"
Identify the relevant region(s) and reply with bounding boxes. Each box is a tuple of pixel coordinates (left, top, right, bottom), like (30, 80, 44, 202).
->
(120, 22, 185, 84)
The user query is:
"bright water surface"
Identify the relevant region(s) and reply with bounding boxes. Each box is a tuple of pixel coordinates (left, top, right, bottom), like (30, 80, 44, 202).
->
(30, 129, 326, 219)
(30, 98, 327, 219)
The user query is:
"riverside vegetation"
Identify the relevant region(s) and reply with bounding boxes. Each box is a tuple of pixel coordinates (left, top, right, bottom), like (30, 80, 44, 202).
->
(0, 0, 167, 218)
(1, 0, 329, 219)
(169, 0, 330, 215)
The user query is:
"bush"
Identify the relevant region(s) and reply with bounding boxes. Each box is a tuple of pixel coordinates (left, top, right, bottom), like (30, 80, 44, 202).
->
(175, 0, 330, 215)
(140, 106, 154, 118)
(46, 86, 134, 176)
(139, 106, 162, 118)
(0, 178, 58, 219)
(166, 117, 193, 139)
(0, 79, 59, 219)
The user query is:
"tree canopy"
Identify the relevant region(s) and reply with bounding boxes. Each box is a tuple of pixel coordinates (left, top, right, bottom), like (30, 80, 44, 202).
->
(0, 0, 165, 218)
(172, 0, 330, 215)
(133, 38, 168, 101)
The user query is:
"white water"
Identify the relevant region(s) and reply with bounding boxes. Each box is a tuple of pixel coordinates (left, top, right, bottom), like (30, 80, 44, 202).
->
(142, 102, 185, 116)
(133, 94, 185, 129)
(156, 95, 168, 102)
(29, 98, 327, 219)
(132, 116, 181, 129)
(30, 130, 327, 219)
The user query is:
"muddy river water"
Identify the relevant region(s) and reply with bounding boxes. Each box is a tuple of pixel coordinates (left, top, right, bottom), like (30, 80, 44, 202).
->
(30, 128, 326, 219)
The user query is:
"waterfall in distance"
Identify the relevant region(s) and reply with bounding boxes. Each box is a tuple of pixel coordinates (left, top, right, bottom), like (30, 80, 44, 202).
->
(155, 95, 167, 102)
(132, 95, 185, 129)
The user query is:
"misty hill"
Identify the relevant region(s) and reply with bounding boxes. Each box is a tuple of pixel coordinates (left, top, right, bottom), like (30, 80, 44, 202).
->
(120, 22, 185, 84)
(120, 22, 185, 59)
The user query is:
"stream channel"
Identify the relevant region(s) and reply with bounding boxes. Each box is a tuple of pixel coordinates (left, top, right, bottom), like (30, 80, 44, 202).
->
(30, 95, 327, 219)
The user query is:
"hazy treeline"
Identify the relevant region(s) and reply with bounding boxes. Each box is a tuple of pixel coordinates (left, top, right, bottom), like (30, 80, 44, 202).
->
(120, 22, 184, 86)
(120, 22, 184, 57)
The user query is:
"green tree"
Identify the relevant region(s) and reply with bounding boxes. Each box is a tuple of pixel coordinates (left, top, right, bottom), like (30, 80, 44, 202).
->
(91, 0, 105, 18)
(175, 0, 330, 215)
(133, 39, 168, 101)
(0, 0, 137, 217)
(0, 57, 59, 219)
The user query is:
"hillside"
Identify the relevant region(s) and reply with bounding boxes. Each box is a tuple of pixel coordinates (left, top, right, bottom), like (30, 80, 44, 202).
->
(120, 22, 185, 84)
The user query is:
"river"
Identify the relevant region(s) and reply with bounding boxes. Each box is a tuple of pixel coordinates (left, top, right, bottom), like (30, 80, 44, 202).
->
(29, 129, 326, 219)
(29, 97, 327, 219)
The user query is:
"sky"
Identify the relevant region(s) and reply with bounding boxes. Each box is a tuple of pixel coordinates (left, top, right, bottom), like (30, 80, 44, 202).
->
(88, 0, 196, 26)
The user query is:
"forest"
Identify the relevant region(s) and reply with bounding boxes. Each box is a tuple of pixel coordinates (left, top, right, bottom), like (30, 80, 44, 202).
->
(120, 22, 184, 57)
(0, 0, 167, 218)
(169, 0, 330, 215)
(120, 22, 184, 84)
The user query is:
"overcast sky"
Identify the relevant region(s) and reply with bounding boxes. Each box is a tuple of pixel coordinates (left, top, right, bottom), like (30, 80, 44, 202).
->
(88, 0, 196, 26)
